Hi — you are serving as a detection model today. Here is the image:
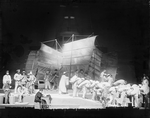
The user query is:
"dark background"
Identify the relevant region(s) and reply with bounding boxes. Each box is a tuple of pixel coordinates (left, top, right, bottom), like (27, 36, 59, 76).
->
(0, 0, 149, 87)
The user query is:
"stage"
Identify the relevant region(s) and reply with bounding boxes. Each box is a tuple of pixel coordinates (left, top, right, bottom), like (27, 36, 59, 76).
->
(0, 89, 103, 109)
(0, 89, 149, 118)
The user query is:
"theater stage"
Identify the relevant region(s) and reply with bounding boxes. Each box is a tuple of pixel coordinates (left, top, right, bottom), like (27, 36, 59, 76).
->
(0, 90, 149, 118)
(0, 89, 103, 109)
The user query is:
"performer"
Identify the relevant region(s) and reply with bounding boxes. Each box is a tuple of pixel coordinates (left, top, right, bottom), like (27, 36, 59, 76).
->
(77, 72, 91, 89)
(17, 85, 29, 103)
(100, 70, 107, 82)
(14, 69, 22, 93)
(34, 89, 52, 109)
(113, 79, 127, 86)
(2, 81, 11, 104)
(52, 69, 59, 90)
(44, 70, 51, 90)
(70, 70, 80, 97)
(21, 71, 27, 86)
(73, 72, 85, 97)
(92, 83, 103, 101)
(58, 72, 69, 94)
(84, 72, 91, 80)
(78, 79, 99, 99)
(78, 69, 84, 78)
(27, 71, 36, 94)
(3, 70, 12, 87)
(129, 84, 140, 107)
(97, 74, 114, 106)
(34, 89, 43, 109)
(106, 74, 114, 87)
(139, 77, 150, 109)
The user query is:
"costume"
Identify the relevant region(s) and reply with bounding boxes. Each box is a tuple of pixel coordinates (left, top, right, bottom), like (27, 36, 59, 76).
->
(58, 74, 69, 94)
(34, 90, 43, 109)
(3, 82, 11, 104)
(70, 74, 79, 97)
(14, 72, 22, 93)
(21, 73, 27, 86)
(17, 85, 28, 102)
(28, 73, 36, 93)
(34, 90, 52, 109)
(3, 74, 11, 85)
(139, 79, 150, 108)
(44, 72, 51, 90)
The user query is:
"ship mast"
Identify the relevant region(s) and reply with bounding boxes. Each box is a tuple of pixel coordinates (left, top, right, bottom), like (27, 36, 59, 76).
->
(69, 34, 74, 79)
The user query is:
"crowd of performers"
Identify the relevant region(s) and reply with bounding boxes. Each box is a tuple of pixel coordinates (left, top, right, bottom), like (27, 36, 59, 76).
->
(2, 69, 37, 103)
(2, 68, 150, 109)
(2, 69, 53, 109)
(62, 69, 150, 108)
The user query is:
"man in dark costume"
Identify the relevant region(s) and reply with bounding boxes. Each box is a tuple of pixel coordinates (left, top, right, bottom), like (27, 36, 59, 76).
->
(34, 89, 52, 109)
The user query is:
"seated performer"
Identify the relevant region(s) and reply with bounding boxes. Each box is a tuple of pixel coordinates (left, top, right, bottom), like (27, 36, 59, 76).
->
(14, 69, 22, 93)
(17, 85, 29, 103)
(58, 72, 69, 94)
(2, 81, 11, 104)
(34, 89, 52, 109)
(34, 89, 44, 109)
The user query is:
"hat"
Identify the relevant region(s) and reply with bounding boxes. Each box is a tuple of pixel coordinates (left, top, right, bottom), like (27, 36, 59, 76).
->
(29, 71, 32, 75)
(16, 69, 20, 72)
(22, 71, 25, 73)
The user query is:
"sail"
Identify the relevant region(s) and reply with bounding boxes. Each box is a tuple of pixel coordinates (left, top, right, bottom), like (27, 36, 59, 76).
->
(62, 36, 97, 66)
(38, 43, 62, 69)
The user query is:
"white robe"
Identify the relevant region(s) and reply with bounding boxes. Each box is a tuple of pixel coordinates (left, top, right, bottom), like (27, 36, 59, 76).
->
(59, 75, 69, 94)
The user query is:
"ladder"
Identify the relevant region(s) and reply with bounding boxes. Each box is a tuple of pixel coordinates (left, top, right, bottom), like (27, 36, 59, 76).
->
(87, 48, 101, 80)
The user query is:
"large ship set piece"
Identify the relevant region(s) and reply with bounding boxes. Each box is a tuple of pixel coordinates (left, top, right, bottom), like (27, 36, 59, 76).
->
(25, 35, 117, 83)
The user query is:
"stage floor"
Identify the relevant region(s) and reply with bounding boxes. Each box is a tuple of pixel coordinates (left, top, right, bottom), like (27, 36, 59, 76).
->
(0, 89, 103, 109)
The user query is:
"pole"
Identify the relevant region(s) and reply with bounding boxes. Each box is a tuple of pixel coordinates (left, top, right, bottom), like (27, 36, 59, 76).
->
(56, 39, 62, 50)
(69, 34, 74, 79)
(55, 39, 57, 50)
(55, 39, 58, 70)
(42, 39, 56, 43)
